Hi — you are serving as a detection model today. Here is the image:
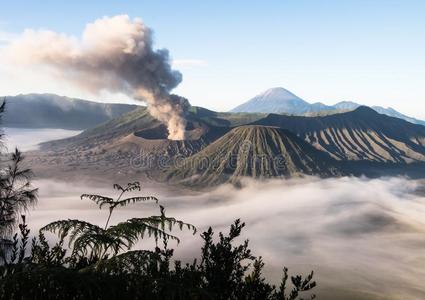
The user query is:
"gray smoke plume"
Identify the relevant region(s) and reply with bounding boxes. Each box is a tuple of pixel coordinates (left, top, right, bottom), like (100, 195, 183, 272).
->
(6, 15, 188, 140)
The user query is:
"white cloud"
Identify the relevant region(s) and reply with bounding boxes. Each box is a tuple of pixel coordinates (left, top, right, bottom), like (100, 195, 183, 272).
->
(3, 128, 81, 151)
(27, 176, 425, 299)
(0, 30, 17, 45)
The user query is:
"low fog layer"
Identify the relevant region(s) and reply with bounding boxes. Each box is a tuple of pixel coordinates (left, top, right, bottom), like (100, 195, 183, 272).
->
(3, 128, 81, 151)
(27, 177, 425, 300)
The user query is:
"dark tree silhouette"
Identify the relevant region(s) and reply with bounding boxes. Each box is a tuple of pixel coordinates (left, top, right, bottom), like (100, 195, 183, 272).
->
(0, 100, 38, 263)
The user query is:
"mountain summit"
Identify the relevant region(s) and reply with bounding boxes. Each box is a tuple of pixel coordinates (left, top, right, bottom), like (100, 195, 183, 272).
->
(231, 88, 332, 114)
(231, 87, 425, 125)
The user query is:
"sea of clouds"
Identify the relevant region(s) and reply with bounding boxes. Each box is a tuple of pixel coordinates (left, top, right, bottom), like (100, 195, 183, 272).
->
(24, 176, 425, 300)
(3, 128, 81, 151)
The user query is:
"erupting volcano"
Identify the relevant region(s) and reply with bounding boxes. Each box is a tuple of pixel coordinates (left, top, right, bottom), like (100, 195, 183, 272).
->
(7, 15, 190, 140)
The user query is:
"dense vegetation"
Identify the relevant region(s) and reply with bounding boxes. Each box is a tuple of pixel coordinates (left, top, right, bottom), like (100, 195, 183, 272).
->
(0, 101, 316, 299)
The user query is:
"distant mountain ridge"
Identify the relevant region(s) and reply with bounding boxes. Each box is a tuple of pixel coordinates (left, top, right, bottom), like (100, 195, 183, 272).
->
(2, 94, 138, 130)
(253, 106, 425, 163)
(231, 87, 425, 126)
(333, 101, 425, 125)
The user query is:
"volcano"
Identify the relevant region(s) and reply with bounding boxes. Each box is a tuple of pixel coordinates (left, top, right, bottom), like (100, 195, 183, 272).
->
(163, 125, 342, 187)
(32, 106, 230, 177)
(29, 103, 425, 184)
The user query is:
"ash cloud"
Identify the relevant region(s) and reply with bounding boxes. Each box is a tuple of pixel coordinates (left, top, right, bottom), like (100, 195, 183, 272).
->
(5, 15, 188, 140)
(28, 176, 425, 299)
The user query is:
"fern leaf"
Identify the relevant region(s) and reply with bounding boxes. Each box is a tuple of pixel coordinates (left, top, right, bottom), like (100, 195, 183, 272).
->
(113, 182, 141, 193)
(115, 196, 158, 207)
(107, 219, 181, 247)
(125, 182, 141, 192)
(113, 183, 125, 192)
(40, 219, 104, 246)
(81, 194, 114, 208)
(72, 231, 127, 257)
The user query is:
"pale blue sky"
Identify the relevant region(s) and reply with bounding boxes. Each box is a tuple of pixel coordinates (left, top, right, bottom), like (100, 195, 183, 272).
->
(0, 0, 424, 119)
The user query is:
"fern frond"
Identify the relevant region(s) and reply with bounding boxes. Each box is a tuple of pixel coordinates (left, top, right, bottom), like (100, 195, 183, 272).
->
(113, 182, 141, 193)
(124, 182, 141, 192)
(37, 181, 196, 264)
(143, 214, 197, 234)
(115, 196, 158, 207)
(153, 206, 197, 233)
(113, 183, 124, 192)
(40, 219, 104, 245)
(107, 219, 181, 247)
(81, 194, 114, 208)
(72, 232, 127, 256)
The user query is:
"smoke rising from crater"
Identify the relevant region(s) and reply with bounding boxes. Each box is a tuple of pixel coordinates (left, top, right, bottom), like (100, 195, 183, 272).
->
(5, 15, 188, 140)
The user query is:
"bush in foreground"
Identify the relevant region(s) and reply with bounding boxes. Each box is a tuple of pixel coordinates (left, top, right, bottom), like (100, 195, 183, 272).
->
(0, 182, 316, 300)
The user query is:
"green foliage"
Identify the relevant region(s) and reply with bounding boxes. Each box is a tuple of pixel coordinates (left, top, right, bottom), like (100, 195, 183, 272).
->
(279, 267, 316, 300)
(40, 182, 196, 266)
(198, 219, 254, 299)
(0, 149, 38, 238)
(0, 180, 316, 299)
(31, 230, 67, 266)
(5, 215, 30, 265)
(0, 101, 38, 263)
(82, 182, 158, 210)
(82, 181, 158, 229)
(195, 220, 316, 300)
(0, 217, 316, 300)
